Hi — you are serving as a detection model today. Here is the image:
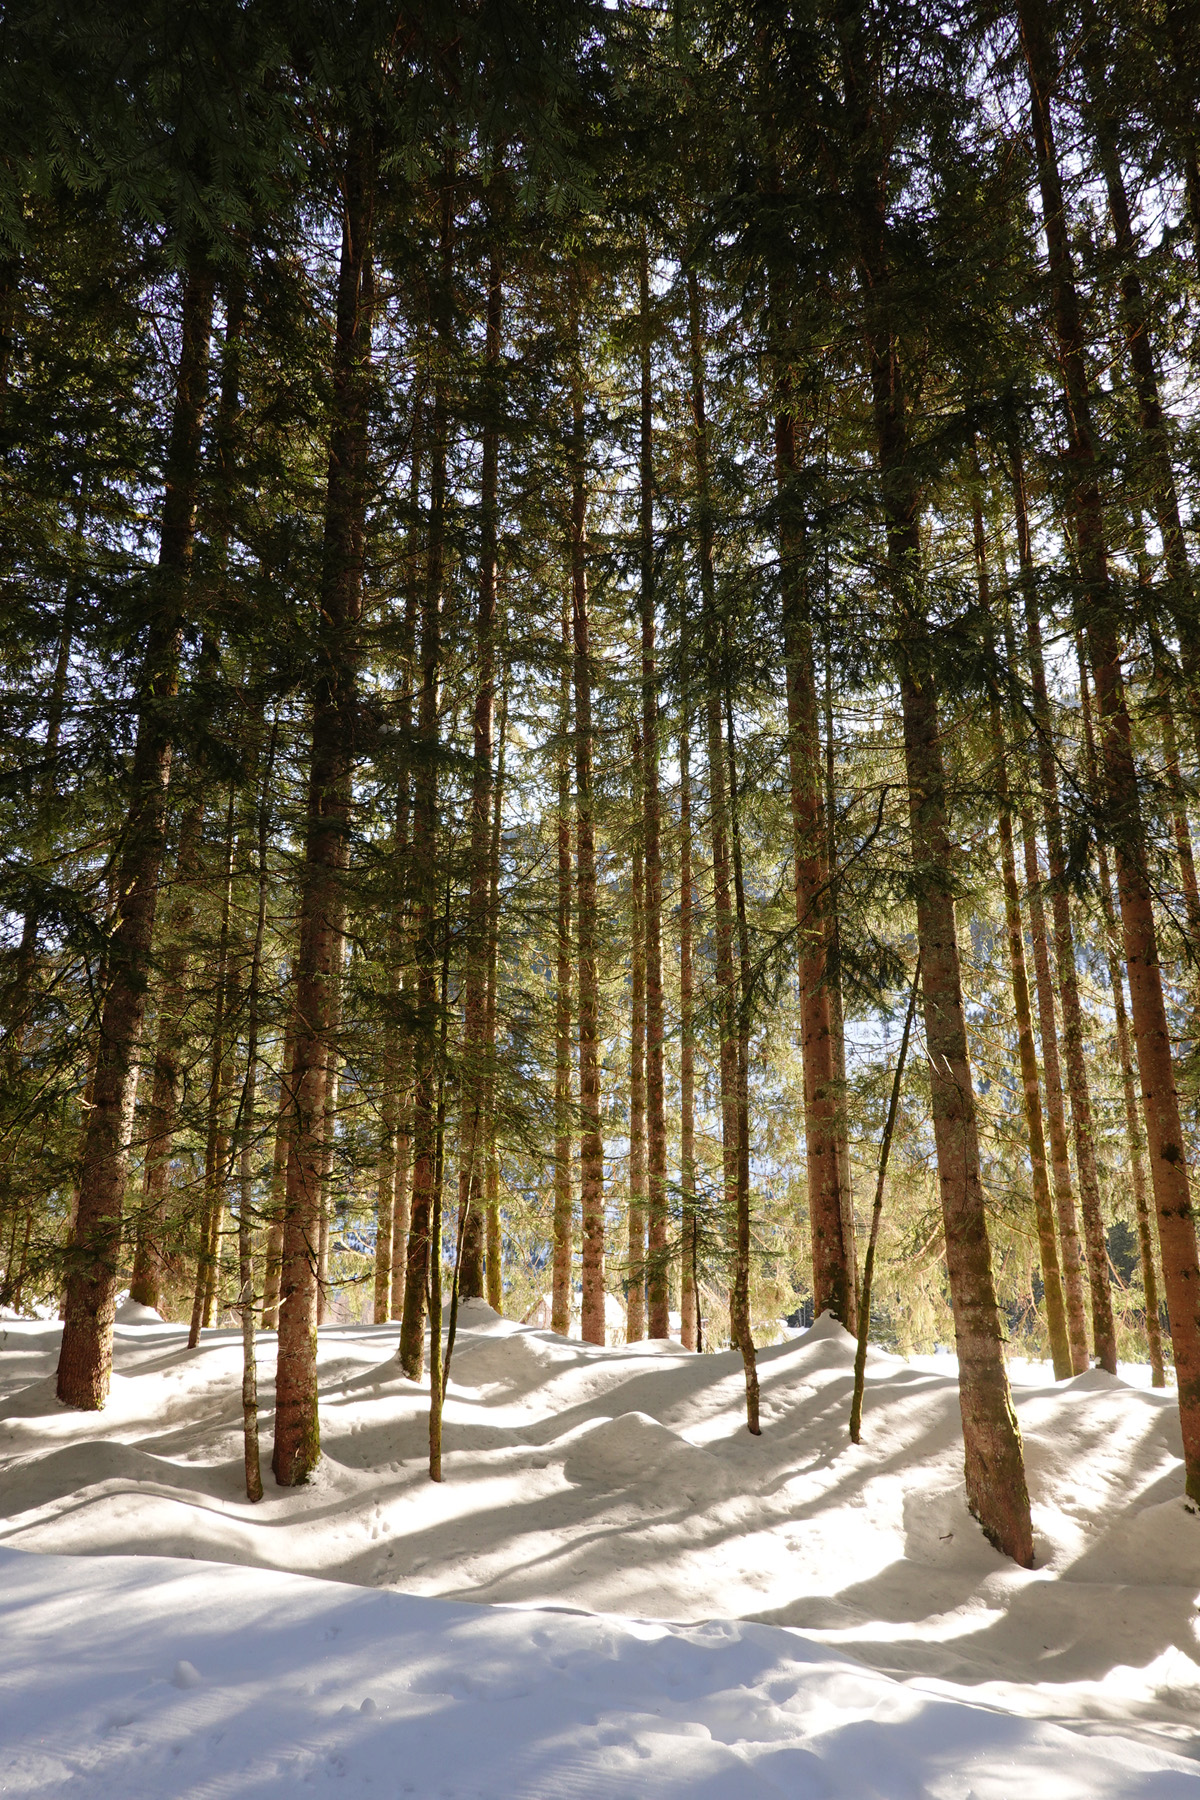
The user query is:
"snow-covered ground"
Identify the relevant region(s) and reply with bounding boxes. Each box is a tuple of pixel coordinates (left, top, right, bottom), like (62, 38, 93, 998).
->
(2, 1303, 1200, 1795)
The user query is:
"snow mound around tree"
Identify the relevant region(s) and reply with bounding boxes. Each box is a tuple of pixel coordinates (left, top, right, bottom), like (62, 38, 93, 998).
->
(804, 1307, 859, 1345)
(561, 1410, 737, 1498)
(114, 1296, 164, 1325)
(446, 1321, 572, 1389)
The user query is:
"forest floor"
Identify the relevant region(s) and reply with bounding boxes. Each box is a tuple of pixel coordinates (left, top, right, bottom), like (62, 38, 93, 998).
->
(2, 1303, 1200, 1796)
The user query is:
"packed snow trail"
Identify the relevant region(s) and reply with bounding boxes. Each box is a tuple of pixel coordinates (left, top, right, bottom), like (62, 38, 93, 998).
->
(3, 1301, 1200, 1791)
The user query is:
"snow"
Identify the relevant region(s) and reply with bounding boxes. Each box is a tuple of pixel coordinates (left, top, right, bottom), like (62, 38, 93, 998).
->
(113, 1296, 165, 1325)
(4, 1547, 1197, 1799)
(2, 1301, 1200, 1795)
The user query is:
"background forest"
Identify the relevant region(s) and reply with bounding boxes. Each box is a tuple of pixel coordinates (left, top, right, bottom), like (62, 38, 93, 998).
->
(3, 0, 1200, 1558)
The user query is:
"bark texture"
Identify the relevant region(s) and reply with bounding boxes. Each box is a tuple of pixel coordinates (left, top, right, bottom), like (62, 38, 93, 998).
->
(552, 598, 574, 1337)
(483, 682, 507, 1315)
(458, 245, 501, 1302)
(841, 1, 1033, 1559)
(627, 739, 647, 1345)
(314, 1021, 343, 1329)
(1019, 0, 1200, 1492)
(823, 659, 858, 1306)
(972, 486, 1070, 1379)
(272, 134, 374, 1483)
(373, 1080, 396, 1324)
(1015, 469, 1116, 1372)
(639, 244, 669, 1341)
(386, 433, 423, 1324)
(725, 670, 761, 1433)
(1078, 647, 1166, 1386)
(688, 269, 757, 1425)
(57, 257, 215, 1408)
(188, 791, 237, 1347)
(399, 182, 453, 1382)
(776, 390, 855, 1331)
(1080, 18, 1200, 741)
(571, 287, 605, 1347)
(678, 679, 698, 1353)
(129, 795, 204, 1311)
(1020, 809, 1091, 1365)
(1005, 491, 1090, 1371)
(259, 1012, 295, 1331)
(236, 724, 274, 1504)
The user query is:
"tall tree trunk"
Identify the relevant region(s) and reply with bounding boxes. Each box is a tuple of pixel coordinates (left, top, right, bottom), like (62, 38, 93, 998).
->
(314, 1000, 343, 1328)
(688, 270, 755, 1421)
(235, 721, 275, 1503)
(842, 3, 1032, 1560)
(385, 426, 424, 1323)
(129, 794, 204, 1312)
(823, 647, 858, 1304)
(971, 482, 1071, 1378)
(427, 889, 453, 1482)
(7, 1212, 33, 1316)
(1153, 637, 1200, 1032)
(189, 788, 238, 1348)
(1078, 643, 1166, 1386)
(1012, 455, 1117, 1373)
(315, 940, 347, 1327)
(1019, 0, 1200, 1493)
(373, 798, 404, 1324)
(776, 383, 855, 1330)
(484, 672, 507, 1313)
(639, 242, 669, 1341)
(1, 307, 75, 1290)
(1080, 16, 1200, 743)
(399, 177, 453, 1382)
(391, 1055, 413, 1320)
(552, 597, 574, 1337)
(140, 275, 247, 1319)
(273, 132, 374, 1484)
(1017, 800, 1090, 1369)
(571, 284, 605, 1348)
(237, 1129, 263, 1501)
(996, 757, 1074, 1386)
(373, 1058, 396, 1323)
(4, 492, 81, 1062)
(894, 608, 1032, 1560)
(627, 735, 647, 1344)
(703, 675, 744, 1384)
(58, 859, 125, 1318)
(459, 245, 501, 1302)
(850, 956, 921, 1443)
(1162, 0, 1200, 274)
(1164, 705, 1200, 980)
(57, 254, 215, 1408)
(679, 654, 698, 1352)
(260, 1010, 295, 1331)
(724, 657, 761, 1433)
(1004, 480, 1090, 1371)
